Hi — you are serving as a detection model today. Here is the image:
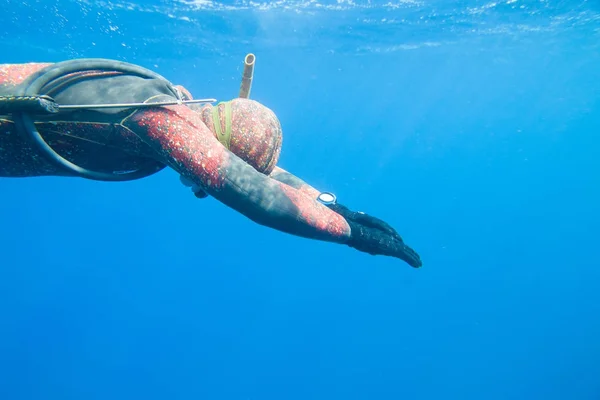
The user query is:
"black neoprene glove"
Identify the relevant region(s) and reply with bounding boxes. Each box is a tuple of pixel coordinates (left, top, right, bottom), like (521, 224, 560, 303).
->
(327, 202, 422, 268)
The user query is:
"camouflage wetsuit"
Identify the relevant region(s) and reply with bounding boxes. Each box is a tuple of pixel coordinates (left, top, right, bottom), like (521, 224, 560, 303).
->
(0, 60, 422, 267)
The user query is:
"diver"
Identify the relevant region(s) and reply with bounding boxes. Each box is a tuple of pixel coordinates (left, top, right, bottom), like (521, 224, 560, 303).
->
(0, 56, 422, 268)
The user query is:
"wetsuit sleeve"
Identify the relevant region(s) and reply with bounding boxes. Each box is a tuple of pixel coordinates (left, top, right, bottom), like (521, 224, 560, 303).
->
(269, 166, 322, 198)
(122, 97, 351, 243)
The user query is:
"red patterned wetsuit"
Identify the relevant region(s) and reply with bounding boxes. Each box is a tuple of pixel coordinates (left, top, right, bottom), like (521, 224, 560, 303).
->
(0, 62, 351, 244)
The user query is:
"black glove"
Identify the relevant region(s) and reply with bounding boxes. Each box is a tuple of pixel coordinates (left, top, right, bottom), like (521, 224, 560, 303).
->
(327, 203, 422, 268)
(194, 189, 208, 199)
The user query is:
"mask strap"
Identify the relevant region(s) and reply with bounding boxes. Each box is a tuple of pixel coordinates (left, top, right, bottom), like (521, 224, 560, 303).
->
(212, 101, 233, 149)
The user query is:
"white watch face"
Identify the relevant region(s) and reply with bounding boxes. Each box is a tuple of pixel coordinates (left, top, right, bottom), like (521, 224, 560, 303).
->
(318, 193, 335, 203)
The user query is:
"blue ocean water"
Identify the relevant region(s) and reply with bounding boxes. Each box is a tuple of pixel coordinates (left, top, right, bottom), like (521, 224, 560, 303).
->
(1, 0, 599, 399)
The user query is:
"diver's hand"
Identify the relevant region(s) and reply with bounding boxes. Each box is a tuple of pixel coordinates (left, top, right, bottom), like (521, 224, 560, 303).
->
(327, 203, 422, 268)
(346, 219, 422, 268)
(180, 175, 209, 199)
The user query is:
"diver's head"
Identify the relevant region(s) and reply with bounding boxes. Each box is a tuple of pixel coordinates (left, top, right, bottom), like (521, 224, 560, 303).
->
(199, 98, 282, 175)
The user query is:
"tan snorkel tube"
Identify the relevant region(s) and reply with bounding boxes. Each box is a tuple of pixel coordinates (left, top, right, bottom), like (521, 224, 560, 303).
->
(239, 53, 255, 99)
(211, 53, 256, 149)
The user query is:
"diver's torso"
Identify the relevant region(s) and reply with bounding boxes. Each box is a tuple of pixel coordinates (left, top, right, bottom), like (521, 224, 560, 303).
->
(0, 61, 180, 178)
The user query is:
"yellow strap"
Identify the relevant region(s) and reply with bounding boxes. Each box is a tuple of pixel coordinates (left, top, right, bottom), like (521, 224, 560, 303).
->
(212, 101, 232, 149)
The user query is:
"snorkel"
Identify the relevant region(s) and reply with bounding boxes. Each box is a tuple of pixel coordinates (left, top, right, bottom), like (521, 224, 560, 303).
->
(239, 53, 255, 99)
(210, 53, 257, 150)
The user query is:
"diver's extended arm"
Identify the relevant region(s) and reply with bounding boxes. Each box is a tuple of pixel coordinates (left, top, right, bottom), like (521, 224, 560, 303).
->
(123, 99, 422, 266)
(269, 167, 423, 267)
(123, 100, 351, 243)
